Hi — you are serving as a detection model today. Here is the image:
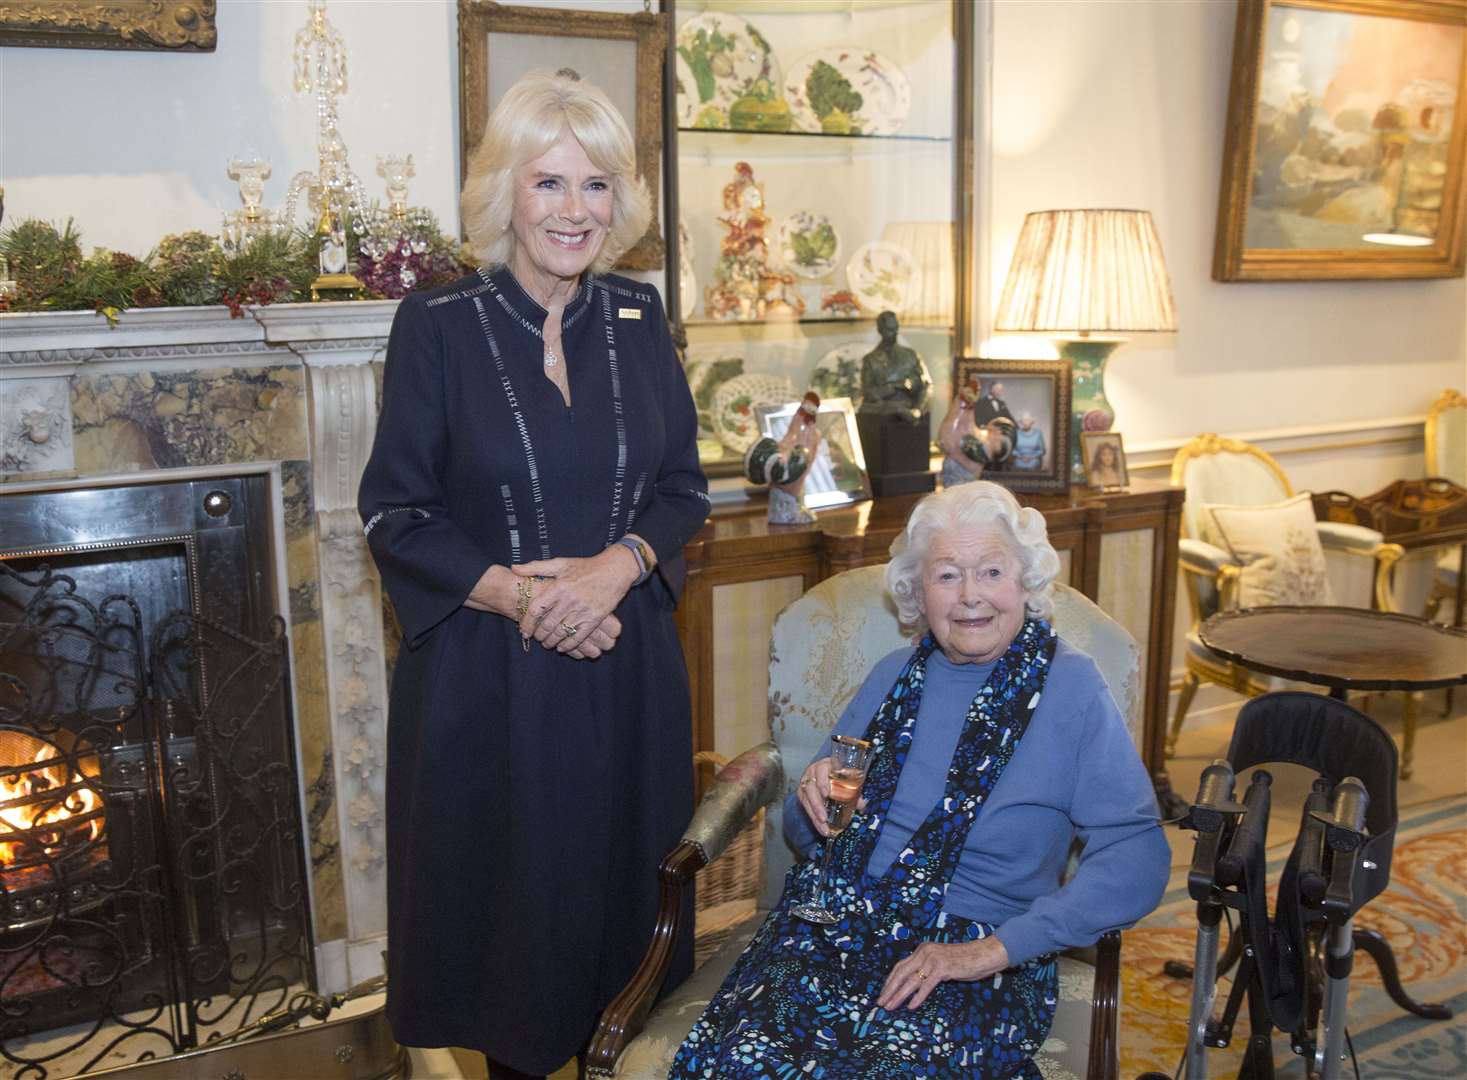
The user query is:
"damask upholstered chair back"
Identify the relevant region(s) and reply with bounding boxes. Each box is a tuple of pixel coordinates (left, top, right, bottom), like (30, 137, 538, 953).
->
(763, 564, 1142, 908)
(1425, 388, 1466, 487)
(1173, 435, 1293, 544)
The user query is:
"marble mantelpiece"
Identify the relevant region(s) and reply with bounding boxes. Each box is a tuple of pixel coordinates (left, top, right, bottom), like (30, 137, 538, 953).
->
(1, 300, 400, 993)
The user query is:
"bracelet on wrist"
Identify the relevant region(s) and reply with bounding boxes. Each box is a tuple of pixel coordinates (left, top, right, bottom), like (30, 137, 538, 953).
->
(614, 535, 654, 586)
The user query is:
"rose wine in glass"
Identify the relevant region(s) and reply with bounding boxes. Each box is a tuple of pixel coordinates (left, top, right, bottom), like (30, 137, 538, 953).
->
(791, 735, 872, 925)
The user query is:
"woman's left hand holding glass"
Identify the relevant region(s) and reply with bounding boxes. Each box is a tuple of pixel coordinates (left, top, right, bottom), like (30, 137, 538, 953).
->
(512, 544, 643, 655)
(876, 936, 1011, 1012)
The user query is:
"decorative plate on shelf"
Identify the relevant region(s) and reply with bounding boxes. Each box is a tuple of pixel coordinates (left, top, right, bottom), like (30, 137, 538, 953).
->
(678, 217, 697, 317)
(710, 372, 798, 453)
(846, 241, 916, 315)
(783, 47, 912, 136)
(674, 53, 698, 128)
(777, 211, 842, 279)
(810, 342, 866, 408)
(676, 12, 778, 131)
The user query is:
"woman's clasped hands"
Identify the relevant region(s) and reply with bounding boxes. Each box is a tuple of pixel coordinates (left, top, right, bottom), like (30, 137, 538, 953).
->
(512, 544, 644, 659)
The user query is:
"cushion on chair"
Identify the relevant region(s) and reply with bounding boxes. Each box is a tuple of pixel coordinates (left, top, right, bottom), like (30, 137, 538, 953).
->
(612, 914, 1104, 1080)
(1198, 494, 1335, 608)
(1314, 520, 1384, 553)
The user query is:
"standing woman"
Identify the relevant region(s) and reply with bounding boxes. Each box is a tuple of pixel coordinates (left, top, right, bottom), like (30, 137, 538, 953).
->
(358, 70, 709, 1079)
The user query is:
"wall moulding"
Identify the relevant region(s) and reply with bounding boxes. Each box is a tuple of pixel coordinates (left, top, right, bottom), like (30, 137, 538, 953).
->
(1126, 416, 1428, 472)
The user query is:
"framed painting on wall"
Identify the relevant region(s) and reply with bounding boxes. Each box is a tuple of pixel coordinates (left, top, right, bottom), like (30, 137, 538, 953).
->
(1214, 0, 1467, 281)
(0, 0, 216, 50)
(952, 358, 1072, 496)
(457, 0, 667, 270)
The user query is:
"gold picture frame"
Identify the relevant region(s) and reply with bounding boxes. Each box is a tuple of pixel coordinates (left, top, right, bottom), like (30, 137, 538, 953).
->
(457, 0, 667, 271)
(1213, 0, 1467, 281)
(0, 0, 216, 50)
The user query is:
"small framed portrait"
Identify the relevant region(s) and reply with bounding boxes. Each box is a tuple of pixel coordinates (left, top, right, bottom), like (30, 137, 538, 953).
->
(754, 397, 871, 511)
(457, 0, 667, 270)
(952, 358, 1072, 495)
(1080, 431, 1130, 491)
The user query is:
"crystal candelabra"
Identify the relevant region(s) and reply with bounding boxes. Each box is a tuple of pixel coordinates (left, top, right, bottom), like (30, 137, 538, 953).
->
(222, 157, 280, 251)
(287, 0, 368, 295)
(377, 154, 415, 220)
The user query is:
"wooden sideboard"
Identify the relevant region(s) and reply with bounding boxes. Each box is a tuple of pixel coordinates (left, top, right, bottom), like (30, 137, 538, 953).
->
(674, 477, 1186, 801)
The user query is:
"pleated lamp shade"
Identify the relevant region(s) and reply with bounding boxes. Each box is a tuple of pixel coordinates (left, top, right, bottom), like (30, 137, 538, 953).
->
(994, 209, 1177, 333)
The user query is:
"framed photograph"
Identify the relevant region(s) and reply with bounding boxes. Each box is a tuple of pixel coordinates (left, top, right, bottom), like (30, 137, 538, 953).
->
(1213, 0, 1467, 281)
(753, 397, 871, 511)
(1080, 431, 1130, 491)
(0, 1, 216, 50)
(457, 0, 667, 270)
(952, 358, 1072, 495)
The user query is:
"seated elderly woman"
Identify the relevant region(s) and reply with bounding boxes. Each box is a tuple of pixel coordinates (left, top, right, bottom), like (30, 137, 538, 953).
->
(669, 481, 1168, 1079)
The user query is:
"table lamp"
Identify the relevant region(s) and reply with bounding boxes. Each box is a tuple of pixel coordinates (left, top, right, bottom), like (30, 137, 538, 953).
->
(993, 209, 1177, 482)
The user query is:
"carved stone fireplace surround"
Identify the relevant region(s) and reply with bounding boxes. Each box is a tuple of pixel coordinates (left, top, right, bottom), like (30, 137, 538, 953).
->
(2, 301, 403, 996)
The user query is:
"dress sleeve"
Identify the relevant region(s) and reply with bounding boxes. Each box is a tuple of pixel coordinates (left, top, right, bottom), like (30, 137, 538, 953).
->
(993, 688, 1170, 966)
(358, 295, 491, 648)
(629, 299, 710, 606)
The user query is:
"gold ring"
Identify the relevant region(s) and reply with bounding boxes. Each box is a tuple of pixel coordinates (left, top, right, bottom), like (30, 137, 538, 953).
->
(916, 969, 928, 981)
(561, 623, 580, 636)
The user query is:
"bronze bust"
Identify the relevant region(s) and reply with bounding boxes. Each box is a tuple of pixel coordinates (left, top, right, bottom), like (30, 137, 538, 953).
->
(858, 311, 931, 424)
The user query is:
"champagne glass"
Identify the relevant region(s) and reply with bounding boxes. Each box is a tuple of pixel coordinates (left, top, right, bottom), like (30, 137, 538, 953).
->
(791, 734, 873, 925)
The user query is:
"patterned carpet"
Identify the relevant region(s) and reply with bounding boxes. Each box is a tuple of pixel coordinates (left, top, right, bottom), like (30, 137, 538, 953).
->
(1116, 796, 1467, 1079)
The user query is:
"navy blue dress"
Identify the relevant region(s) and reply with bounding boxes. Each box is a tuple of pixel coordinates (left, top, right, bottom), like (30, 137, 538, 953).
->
(358, 267, 709, 1073)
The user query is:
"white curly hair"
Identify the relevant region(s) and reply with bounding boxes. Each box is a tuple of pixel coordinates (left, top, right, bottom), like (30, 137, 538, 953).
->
(884, 481, 1061, 632)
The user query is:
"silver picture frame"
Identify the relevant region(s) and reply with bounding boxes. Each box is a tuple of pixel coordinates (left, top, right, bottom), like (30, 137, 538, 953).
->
(754, 396, 871, 511)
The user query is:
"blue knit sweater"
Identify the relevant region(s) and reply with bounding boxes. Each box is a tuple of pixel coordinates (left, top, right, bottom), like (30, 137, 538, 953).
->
(783, 636, 1170, 965)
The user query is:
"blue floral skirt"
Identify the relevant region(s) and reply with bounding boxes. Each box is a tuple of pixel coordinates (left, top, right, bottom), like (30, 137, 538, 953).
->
(669, 870, 1058, 1079)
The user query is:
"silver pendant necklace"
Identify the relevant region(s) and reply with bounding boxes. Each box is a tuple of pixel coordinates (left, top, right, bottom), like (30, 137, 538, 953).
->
(544, 343, 559, 368)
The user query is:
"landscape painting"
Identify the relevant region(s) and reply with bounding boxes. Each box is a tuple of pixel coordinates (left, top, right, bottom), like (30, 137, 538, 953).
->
(1214, 0, 1467, 280)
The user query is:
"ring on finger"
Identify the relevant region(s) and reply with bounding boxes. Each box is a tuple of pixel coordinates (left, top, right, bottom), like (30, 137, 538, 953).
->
(560, 622, 580, 637)
(916, 969, 928, 981)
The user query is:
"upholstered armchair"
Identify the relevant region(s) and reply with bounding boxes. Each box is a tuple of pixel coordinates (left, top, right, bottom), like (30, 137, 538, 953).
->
(1424, 389, 1465, 626)
(1166, 434, 1403, 758)
(585, 565, 1143, 1080)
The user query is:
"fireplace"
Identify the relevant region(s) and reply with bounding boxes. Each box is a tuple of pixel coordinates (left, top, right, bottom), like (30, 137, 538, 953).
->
(0, 472, 315, 1076)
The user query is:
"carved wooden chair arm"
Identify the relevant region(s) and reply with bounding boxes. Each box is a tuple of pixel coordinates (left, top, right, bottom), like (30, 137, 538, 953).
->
(1086, 929, 1122, 1080)
(584, 741, 784, 1076)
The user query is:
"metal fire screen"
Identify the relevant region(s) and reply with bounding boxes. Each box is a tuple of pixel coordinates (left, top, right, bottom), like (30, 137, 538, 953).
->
(0, 475, 314, 1077)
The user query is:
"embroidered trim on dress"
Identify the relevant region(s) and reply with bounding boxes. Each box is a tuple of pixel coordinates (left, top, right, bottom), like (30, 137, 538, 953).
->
(500, 483, 522, 564)
(477, 266, 592, 335)
(363, 506, 429, 537)
(600, 284, 628, 544)
(472, 296, 552, 559)
(626, 470, 648, 529)
(424, 280, 492, 308)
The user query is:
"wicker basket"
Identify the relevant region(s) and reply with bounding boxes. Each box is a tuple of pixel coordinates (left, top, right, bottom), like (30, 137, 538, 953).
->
(692, 751, 767, 968)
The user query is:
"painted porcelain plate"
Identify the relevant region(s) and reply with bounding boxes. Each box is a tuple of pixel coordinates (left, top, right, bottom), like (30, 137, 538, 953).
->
(710, 372, 798, 453)
(810, 342, 866, 409)
(678, 217, 698, 317)
(676, 12, 777, 130)
(778, 211, 842, 279)
(674, 53, 698, 128)
(783, 47, 912, 136)
(846, 241, 916, 315)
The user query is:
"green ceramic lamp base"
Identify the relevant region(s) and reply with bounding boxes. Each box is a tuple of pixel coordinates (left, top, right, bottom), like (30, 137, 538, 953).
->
(1055, 337, 1126, 484)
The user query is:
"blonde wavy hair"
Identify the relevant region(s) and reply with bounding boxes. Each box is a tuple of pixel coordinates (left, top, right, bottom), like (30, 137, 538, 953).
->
(461, 68, 651, 275)
(884, 481, 1061, 632)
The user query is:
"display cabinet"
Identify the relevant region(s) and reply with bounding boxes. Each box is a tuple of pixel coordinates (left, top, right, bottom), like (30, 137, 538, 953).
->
(663, 0, 973, 475)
